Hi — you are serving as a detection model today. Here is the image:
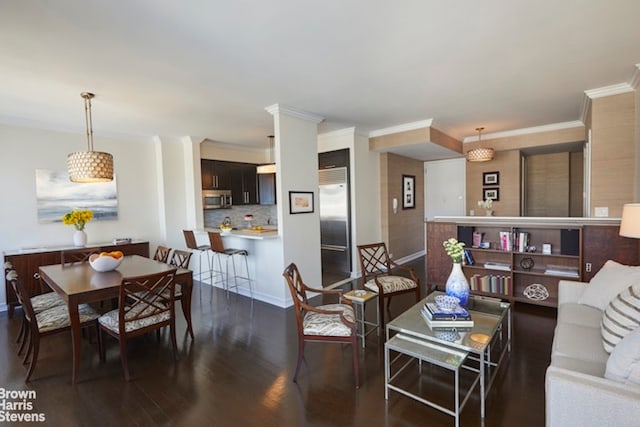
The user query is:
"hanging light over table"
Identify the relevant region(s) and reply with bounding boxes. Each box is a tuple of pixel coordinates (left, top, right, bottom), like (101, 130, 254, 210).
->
(466, 127, 494, 162)
(67, 92, 114, 182)
(257, 135, 276, 174)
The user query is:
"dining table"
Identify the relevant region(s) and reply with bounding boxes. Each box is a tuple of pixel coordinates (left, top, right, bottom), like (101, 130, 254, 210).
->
(38, 255, 194, 384)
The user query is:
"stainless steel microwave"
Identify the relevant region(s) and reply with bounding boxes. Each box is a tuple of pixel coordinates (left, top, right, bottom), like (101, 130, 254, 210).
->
(203, 190, 232, 209)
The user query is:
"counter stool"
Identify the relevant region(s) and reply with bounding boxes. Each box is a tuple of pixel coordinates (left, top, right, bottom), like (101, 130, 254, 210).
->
(207, 231, 253, 300)
(183, 230, 212, 301)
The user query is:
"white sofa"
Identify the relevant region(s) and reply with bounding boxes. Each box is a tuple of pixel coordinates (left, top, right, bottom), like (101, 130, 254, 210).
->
(545, 278, 640, 427)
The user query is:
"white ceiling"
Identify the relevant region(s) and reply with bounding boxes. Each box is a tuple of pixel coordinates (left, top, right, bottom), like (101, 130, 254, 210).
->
(1, 1, 639, 153)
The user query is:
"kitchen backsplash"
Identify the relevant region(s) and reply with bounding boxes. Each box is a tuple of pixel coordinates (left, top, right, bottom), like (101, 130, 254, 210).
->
(204, 205, 277, 229)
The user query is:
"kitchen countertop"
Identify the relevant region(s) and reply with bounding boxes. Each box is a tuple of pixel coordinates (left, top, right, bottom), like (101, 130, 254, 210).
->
(202, 228, 279, 240)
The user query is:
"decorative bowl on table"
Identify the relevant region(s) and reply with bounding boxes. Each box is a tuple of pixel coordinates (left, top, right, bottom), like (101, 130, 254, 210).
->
(434, 294, 461, 312)
(89, 252, 123, 272)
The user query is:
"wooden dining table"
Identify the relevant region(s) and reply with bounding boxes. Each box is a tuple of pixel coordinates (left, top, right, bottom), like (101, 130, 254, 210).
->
(38, 255, 194, 384)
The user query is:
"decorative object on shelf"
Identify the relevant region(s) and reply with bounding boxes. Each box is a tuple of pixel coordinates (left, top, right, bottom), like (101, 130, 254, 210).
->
(526, 245, 537, 253)
(477, 198, 493, 216)
(523, 283, 549, 301)
(442, 238, 470, 307)
(62, 209, 93, 246)
(67, 92, 114, 183)
(466, 126, 494, 162)
(520, 257, 535, 271)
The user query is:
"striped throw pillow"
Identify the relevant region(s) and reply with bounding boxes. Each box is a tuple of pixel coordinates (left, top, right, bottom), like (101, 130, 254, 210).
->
(601, 283, 640, 353)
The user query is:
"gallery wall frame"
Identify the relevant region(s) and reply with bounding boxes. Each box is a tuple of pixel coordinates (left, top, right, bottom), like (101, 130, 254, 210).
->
(483, 187, 500, 201)
(483, 171, 500, 186)
(289, 191, 314, 214)
(402, 174, 415, 209)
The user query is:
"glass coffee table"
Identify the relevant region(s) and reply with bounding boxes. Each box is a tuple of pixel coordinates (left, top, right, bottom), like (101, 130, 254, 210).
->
(385, 292, 511, 426)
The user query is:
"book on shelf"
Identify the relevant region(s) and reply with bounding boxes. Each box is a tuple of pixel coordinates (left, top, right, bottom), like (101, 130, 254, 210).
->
(472, 231, 483, 248)
(483, 262, 511, 271)
(470, 274, 511, 295)
(422, 303, 471, 321)
(421, 310, 474, 328)
(517, 232, 529, 252)
(463, 249, 475, 265)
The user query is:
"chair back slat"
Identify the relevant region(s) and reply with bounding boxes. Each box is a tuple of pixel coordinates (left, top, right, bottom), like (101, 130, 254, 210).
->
(118, 270, 176, 335)
(183, 230, 198, 250)
(169, 249, 192, 269)
(357, 243, 391, 280)
(282, 263, 308, 330)
(207, 232, 225, 253)
(153, 245, 171, 263)
(61, 248, 98, 266)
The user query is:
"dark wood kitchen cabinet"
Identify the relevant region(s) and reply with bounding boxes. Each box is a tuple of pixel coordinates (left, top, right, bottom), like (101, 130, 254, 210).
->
(3, 240, 149, 318)
(201, 159, 258, 205)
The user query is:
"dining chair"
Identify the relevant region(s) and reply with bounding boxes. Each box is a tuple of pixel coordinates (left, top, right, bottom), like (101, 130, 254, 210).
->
(168, 249, 194, 339)
(208, 231, 252, 300)
(5, 266, 66, 353)
(153, 245, 171, 263)
(282, 262, 359, 388)
(183, 229, 212, 300)
(98, 270, 178, 381)
(357, 242, 420, 332)
(61, 247, 98, 266)
(7, 271, 101, 381)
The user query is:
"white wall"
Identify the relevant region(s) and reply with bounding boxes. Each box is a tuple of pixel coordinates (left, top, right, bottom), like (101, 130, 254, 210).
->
(0, 123, 164, 310)
(424, 158, 466, 219)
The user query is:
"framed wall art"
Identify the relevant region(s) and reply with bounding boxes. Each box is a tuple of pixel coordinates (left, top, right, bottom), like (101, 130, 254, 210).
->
(402, 175, 415, 209)
(483, 187, 500, 201)
(289, 191, 314, 214)
(483, 171, 500, 186)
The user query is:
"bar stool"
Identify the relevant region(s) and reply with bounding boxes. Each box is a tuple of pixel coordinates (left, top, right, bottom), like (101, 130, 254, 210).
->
(182, 230, 212, 301)
(207, 231, 253, 300)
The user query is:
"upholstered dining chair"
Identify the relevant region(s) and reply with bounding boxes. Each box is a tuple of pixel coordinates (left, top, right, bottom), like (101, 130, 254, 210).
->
(98, 270, 178, 381)
(7, 271, 101, 381)
(5, 266, 66, 354)
(282, 263, 359, 388)
(168, 249, 194, 339)
(357, 242, 420, 332)
(153, 245, 171, 263)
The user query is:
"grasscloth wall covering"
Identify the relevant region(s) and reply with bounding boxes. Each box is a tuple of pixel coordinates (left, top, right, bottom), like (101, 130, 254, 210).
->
(380, 153, 424, 260)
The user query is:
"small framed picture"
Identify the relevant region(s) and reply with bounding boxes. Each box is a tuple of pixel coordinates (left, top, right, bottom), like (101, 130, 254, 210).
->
(402, 175, 415, 209)
(483, 187, 500, 201)
(289, 191, 314, 214)
(483, 171, 500, 186)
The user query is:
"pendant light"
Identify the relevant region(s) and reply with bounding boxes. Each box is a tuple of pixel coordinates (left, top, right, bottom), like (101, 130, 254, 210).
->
(67, 92, 114, 182)
(257, 135, 276, 174)
(466, 127, 494, 162)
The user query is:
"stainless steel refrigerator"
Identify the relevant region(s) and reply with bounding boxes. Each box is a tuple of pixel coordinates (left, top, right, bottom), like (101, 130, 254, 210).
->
(319, 167, 351, 283)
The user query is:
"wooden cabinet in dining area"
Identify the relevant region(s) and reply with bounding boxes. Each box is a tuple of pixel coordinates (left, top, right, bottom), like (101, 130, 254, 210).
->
(3, 240, 149, 317)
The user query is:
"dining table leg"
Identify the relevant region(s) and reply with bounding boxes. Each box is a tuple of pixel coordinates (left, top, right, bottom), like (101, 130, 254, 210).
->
(67, 297, 82, 384)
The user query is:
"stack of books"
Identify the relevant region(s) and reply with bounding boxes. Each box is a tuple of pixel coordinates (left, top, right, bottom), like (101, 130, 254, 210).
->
(544, 265, 579, 278)
(421, 302, 474, 328)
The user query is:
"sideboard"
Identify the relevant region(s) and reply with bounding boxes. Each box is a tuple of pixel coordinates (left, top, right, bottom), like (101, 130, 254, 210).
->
(3, 240, 149, 317)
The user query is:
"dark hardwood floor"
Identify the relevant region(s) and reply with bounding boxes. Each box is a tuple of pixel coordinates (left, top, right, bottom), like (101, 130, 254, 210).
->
(0, 258, 556, 426)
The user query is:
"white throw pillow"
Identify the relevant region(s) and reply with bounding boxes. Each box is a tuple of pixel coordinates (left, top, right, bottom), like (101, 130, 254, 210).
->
(578, 260, 640, 310)
(605, 326, 640, 385)
(601, 283, 640, 353)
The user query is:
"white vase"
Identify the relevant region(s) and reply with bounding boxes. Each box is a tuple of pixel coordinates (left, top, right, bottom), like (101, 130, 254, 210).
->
(73, 230, 87, 247)
(485, 210, 493, 216)
(445, 262, 470, 307)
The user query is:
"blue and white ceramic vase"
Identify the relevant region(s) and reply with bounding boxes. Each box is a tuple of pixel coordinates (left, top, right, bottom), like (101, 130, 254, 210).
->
(445, 262, 470, 307)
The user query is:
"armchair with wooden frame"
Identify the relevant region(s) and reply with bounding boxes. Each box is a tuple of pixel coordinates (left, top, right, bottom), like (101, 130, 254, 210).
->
(283, 263, 359, 388)
(357, 242, 420, 331)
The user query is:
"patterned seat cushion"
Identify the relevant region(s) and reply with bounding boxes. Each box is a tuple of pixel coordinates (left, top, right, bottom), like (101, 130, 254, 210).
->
(364, 275, 417, 293)
(35, 304, 100, 333)
(303, 304, 355, 337)
(99, 304, 171, 334)
(31, 292, 66, 313)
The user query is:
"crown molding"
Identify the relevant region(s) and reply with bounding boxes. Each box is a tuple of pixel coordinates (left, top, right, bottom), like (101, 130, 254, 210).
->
(368, 118, 434, 138)
(462, 120, 584, 143)
(264, 103, 324, 124)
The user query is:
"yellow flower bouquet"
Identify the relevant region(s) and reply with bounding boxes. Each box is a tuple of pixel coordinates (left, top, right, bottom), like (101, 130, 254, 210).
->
(62, 210, 93, 231)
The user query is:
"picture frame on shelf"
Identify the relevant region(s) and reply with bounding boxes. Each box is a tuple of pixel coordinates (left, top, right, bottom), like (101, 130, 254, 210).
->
(483, 187, 500, 201)
(402, 174, 415, 209)
(289, 191, 314, 214)
(483, 171, 500, 186)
